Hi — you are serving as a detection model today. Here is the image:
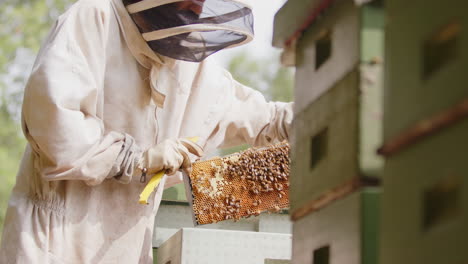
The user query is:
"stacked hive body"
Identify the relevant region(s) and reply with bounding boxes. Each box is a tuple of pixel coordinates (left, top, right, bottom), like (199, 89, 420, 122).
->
(379, 0, 468, 263)
(185, 144, 290, 225)
(156, 228, 291, 264)
(275, 0, 468, 263)
(273, 0, 384, 263)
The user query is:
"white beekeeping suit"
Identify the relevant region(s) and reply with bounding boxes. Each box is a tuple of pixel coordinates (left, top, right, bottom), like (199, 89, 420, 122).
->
(0, 0, 293, 263)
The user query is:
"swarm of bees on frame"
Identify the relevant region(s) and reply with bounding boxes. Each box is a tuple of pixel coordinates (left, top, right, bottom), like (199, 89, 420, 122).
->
(189, 143, 290, 225)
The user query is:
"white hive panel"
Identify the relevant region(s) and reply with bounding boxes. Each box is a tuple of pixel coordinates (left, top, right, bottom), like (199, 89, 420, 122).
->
(258, 214, 292, 234)
(157, 228, 292, 264)
(153, 203, 293, 247)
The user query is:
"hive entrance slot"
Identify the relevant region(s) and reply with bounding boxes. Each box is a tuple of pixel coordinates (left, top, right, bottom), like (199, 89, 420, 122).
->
(422, 21, 461, 79)
(310, 128, 328, 169)
(423, 174, 462, 230)
(315, 29, 332, 70)
(313, 245, 330, 264)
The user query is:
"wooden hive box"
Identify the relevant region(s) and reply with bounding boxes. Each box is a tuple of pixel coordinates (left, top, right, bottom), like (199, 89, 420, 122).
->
(292, 188, 380, 264)
(156, 228, 292, 264)
(379, 1, 468, 263)
(380, 119, 468, 264)
(382, 0, 468, 143)
(274, 0, 384, 219)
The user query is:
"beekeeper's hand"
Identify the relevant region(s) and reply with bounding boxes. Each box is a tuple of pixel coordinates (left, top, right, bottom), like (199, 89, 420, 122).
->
(138, 138, 204, 176)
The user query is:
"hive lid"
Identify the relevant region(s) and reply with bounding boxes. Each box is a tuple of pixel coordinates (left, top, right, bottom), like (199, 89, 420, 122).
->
(272, 0, 379, 66)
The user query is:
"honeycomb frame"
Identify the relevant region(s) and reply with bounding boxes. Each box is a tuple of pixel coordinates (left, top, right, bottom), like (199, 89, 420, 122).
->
(184, 143, 290, 225)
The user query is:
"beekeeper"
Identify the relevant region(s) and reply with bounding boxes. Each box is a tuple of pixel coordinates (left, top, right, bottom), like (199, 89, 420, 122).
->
(0, 0, 293, 263)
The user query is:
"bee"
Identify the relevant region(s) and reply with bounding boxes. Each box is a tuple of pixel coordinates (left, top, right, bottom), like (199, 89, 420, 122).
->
(252, 199, 262, 206)
(274, 183, 284, 191)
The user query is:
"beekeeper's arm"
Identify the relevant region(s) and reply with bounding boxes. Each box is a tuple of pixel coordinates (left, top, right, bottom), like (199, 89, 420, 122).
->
(22, 1, 201, 186)
(213, 70, 293, 148)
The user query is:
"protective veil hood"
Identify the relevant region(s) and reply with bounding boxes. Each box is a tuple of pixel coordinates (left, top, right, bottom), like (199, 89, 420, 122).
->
(123, 0, 254, 62)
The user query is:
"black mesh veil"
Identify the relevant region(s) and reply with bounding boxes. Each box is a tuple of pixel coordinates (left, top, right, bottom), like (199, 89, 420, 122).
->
(123, 0, 254, 62)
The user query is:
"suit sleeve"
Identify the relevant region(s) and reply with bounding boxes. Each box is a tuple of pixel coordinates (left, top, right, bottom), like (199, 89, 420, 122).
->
(22, 1, 140, 186)
(213, 69, 294, 149)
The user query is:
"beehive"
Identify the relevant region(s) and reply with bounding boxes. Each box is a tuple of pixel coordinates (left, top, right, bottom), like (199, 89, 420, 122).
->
(380, 121, 468, 264)
(383, 0, 468, 140)
(378, 1, 468, 263)
(274, 0, 384, 217)
(273, 1, 384, 264)
(185, 143, 290, 225)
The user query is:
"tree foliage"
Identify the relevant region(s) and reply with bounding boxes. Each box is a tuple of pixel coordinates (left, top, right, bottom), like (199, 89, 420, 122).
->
(227, 51, 294, 102)
(218, 51, 294, 156)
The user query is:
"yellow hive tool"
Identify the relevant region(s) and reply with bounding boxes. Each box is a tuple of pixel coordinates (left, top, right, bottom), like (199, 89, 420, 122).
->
(139, 137, 199, 204)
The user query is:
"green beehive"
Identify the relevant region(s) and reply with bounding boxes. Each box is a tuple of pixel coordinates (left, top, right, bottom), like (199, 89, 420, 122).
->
(273, 0, 384, 216)
(379, 0, 468, 263)
(379, 120, 468, 264)
(382, 0, 468, 141)
(292, 188, 380, 264)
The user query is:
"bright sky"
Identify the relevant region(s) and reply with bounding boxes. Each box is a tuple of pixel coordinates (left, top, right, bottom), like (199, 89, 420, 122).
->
(211, 0, 287, 67)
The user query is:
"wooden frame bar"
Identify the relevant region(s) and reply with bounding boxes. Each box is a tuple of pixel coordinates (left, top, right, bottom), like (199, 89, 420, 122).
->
(378, 98, 468, 157)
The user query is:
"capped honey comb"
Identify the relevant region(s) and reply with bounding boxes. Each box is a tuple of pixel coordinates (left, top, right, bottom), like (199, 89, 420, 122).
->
(186, 143, 290, 225)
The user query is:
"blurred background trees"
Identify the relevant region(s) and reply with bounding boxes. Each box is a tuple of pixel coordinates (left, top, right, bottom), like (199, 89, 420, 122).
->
(0, 0, 293, 234)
